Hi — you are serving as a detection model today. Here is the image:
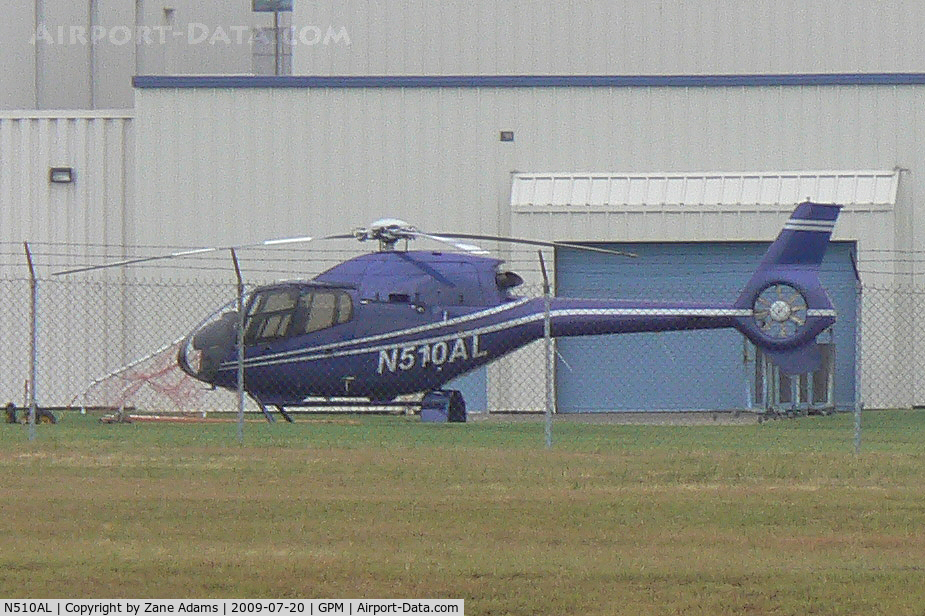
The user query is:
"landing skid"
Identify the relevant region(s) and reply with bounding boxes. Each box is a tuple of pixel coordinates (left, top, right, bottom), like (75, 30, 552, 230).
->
(257, 402, 276, 423)
(252, 403, 295, 423)
(250, 393, 467, 423)
(252, 398, 420, 423)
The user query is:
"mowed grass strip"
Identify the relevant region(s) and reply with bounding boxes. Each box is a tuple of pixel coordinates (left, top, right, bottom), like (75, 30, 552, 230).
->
(1, 411, 924, 615)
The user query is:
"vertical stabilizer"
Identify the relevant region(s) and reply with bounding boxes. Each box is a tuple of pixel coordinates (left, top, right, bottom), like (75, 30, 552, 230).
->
(733, 202, 841, 374)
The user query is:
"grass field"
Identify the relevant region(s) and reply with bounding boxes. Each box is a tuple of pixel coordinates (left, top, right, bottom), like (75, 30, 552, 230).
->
(2, 411, 925, 615)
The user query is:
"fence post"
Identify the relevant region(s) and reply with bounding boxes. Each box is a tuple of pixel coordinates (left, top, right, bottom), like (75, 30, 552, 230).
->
(231, 249, 246, 445)
(538, 251, 553, 449)
(24, 242, 37, 442)
(854, 281, 863, 455)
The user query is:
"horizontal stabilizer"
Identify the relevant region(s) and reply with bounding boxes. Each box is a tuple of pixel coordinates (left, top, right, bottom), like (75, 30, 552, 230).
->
(764, 344, 822, 375)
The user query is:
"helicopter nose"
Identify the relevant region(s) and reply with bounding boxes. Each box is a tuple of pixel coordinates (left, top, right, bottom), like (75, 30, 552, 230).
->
(178, 311, 239, 383)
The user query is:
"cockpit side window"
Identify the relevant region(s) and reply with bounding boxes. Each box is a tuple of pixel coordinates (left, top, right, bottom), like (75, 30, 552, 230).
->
(302, 292, 336, 333)
(244, 289, 297, 344)
(296, 290, 354, 335)
(245, 288, 354, 344)
(336, 292, 353, 324)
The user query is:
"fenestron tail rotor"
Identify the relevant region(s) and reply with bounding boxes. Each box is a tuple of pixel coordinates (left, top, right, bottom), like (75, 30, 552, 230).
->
(752, 283, 809, 340)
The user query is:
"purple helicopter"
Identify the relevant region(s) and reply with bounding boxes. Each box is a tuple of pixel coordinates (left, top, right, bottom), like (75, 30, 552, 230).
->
(154, 201, 839, 420)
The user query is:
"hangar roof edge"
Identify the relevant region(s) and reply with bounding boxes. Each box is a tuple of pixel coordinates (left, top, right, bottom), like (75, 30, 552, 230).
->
(134, 73, 925, 89)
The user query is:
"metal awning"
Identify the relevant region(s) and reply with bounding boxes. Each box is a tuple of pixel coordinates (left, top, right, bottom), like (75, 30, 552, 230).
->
(511, 170, 899, 212)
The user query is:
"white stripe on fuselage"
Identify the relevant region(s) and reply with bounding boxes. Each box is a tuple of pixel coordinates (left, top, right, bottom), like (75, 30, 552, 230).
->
(241, 298, 532, 363)
(227, 306, 775, 370)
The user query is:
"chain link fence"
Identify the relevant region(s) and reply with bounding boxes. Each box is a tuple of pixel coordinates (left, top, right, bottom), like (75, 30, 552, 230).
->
(2, 242, 923, 453)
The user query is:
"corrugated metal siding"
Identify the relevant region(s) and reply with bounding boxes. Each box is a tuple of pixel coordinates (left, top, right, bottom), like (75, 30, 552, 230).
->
(133, 85, 921, 256)
(294, 0, 925, 76)
(132, 88, 514, 247)
(0, 112, 133, 406)
(0, 112, 132, 276)
(1, 0, 269, 110)
(0, 3, 37, 109)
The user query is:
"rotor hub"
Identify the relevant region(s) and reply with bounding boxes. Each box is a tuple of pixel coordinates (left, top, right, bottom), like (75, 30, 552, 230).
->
(354, 219, 417, 250)
(768, 299, 793, 322)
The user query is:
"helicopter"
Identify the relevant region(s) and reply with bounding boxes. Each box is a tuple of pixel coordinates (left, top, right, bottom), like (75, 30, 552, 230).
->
(58, 201, 840, 421)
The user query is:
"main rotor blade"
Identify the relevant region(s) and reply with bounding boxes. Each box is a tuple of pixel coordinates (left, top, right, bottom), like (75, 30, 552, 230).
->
(429, 233, 637, 258)
(250, 235, 315, 247)
(406, 231, 490, 255)
(321, 233, 360, 240)
(54, 235, 318, 276)
(54, 247, 220, 276)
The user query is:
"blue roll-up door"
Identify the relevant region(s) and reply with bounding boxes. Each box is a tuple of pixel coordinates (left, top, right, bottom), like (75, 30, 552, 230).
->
(555, 242, 857, 412)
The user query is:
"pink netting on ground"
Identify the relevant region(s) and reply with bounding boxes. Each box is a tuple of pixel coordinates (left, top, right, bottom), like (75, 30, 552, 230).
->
(74, 341, 216, 413)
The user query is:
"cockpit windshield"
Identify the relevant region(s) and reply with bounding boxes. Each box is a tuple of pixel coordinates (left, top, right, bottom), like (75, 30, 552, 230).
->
(244, 286, 353, 344)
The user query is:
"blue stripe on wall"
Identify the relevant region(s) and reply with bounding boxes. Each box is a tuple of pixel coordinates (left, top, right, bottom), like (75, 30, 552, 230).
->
(133, 73, 925, 89)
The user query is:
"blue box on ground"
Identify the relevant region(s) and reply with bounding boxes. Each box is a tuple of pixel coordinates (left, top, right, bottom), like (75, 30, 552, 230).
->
(421, 405, 449, 422)
(420, 390, 467, 423)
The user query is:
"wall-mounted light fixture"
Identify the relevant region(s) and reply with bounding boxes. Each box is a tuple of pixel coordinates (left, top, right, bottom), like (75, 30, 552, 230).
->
(49, 167, 75, 184)
(499, 131, 515, 142)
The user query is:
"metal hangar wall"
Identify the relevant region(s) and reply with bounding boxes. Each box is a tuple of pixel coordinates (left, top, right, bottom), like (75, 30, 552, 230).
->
(130, 75, 924, 409)
(292, 1, 925, 76)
